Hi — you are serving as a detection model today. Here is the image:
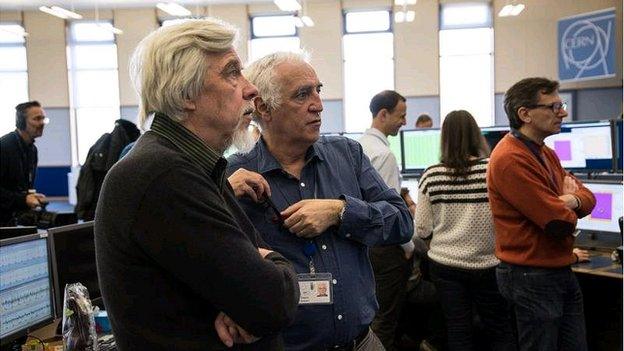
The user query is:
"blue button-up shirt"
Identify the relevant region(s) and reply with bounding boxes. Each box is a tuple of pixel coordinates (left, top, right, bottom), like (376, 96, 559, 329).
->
(227, 136, 413, 350)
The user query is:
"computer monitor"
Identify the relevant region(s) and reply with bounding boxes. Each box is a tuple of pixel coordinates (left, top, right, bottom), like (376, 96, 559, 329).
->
(0, 233, 55, 346)
(47, 222, 100, 316)
(401, 128, 441, 173)
(615, 119, 622, 172)
(481, 126, 509, 151)
(0, 226, 38, 240)
(576, 181, 623, 234)
(544, 121, 613, 171)
(388, 134, 403, 171)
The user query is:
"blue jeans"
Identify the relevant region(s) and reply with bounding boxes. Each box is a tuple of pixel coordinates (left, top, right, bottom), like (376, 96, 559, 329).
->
(496, 262, 587, 351)
(430, 260, 516, 351)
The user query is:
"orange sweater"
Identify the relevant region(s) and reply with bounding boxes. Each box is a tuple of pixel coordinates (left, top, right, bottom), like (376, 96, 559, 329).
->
(487, 134, 595, 268)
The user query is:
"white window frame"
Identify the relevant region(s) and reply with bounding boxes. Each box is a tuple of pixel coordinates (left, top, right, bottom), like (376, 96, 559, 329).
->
(67, 21, 121, 166)
(0, 22, 29, 135)
(342, 9, 395, 133)
(249, 13, 301, 63)
(439, 2, 494, 127)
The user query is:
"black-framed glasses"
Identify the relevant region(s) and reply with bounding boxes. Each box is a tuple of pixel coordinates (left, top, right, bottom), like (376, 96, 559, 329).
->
(260, 196, 283, 225)
(525, 101, 568, 113)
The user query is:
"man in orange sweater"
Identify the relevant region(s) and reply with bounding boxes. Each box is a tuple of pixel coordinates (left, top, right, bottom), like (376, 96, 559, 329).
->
(487, 77, 596, 351)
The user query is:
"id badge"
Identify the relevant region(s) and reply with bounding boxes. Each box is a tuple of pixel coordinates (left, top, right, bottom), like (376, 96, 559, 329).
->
(297, 272, 333, 305)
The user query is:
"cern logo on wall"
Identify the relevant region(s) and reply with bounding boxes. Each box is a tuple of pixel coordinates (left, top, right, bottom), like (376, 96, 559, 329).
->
(558, 8, 615, 82)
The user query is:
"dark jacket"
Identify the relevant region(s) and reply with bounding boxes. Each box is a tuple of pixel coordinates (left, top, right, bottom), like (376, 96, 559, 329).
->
(95, 131, 299, 350)
(75, 119, 140, 220)
(0, 131, 37, 226)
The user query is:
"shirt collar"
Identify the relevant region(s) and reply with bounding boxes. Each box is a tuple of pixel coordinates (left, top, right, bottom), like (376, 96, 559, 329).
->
(255, 137, 324, 175)
(364, 128, 390, 146)
(510, 128, 544, 160)
(150, 112, 227, 187)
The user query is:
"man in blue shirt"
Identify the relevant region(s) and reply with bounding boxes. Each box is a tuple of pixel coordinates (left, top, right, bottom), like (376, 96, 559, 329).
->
(227, 52, 413, 350)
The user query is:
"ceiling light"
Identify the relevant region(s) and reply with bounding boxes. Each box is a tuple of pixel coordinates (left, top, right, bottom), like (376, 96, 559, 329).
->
(499, 3, 524, 17)
(50, 6, 83, 19)
(394, 11, 405, 23)
(395, 0, 417, 5)
(293, 16, 304, 27)
(274, 0, 301, 12)
(0, 25, 28, 38)
(498, 4, 513, 17)
(39, 6, 68, 19)
(509, 4, 525, 16)
(301, 15, 314, 27)
(156, 2, 192, 17)
(405, 11, 415, 22)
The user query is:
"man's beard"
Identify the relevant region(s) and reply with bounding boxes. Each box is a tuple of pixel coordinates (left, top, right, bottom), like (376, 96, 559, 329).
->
(228, 125, 257, 154)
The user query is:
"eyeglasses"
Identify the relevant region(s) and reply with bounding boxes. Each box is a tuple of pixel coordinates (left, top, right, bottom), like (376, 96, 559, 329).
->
(525, 101, 567, 113)
(260, 196, 283, 225)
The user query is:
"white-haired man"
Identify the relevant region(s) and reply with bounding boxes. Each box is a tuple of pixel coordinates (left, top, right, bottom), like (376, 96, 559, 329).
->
(227, 52, 413, 351)
(95, 19, 299, 350)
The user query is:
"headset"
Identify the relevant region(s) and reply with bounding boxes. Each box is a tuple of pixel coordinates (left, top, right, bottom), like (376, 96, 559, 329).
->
(15, 101, 41, 131)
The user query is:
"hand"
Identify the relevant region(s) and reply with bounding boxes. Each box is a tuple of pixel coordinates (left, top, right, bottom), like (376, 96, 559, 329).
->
(281, 199, 345, 238)
(258, 247, 273, 258)
(573, 248, 590, 263)
(214, 312, 260, 347)
(402, 244, 415, 260)
(558, 194, 578, 210)
(402, 192, 416, 217)
(227, 168, 271, 202)
(562, 176, 579, 195)
(25, 193, 46, 209)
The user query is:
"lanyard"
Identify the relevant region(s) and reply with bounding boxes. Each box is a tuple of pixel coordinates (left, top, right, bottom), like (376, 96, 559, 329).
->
(274, 161, 320, 274)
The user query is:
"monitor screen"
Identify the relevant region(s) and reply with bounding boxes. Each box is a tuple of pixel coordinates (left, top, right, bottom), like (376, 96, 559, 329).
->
(481, 126, 509, 151)
(402, 129, 441, 172)
(0, 226, 38, 241)
(576, 182, 623, 233)
(544, 121, 613, 171)
(47, 222, 99, 315)
(0, 233, 55, 344)
(616, 119, 622, 172)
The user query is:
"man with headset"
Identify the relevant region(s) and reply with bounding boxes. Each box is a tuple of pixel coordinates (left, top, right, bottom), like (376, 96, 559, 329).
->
(0, 101, 48, 226)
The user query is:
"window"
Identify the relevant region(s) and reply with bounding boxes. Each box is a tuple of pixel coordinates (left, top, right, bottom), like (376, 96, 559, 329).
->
(67, 22, 121, 165)
(0, 24, 29, 135)
(249, 14, 301, 62)
(439, 2, 494, 126)
(343, 10, 394, 132)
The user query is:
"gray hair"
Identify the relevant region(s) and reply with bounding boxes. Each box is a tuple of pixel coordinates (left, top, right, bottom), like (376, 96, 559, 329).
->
(243, 51, 309, 118)
(130, 18, 238, 126)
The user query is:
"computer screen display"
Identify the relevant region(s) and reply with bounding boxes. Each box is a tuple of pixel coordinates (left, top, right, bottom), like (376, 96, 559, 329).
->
(47, 222, 99, 315)
(616, 119, 622, 172)
(402, 129, 441, 172)
(576, 182, 623, 233)
(481, 126, 509, 151)
(0, 233, 55, 344)
(544, 121, 613, 171)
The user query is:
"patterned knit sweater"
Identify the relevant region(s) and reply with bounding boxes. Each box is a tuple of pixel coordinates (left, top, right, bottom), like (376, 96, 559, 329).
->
(415, 159, 499, 269)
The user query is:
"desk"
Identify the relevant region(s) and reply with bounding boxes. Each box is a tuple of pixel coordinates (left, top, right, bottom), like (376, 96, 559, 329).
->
(572, 250, 622, 350)
(572, 250, 622, 279)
